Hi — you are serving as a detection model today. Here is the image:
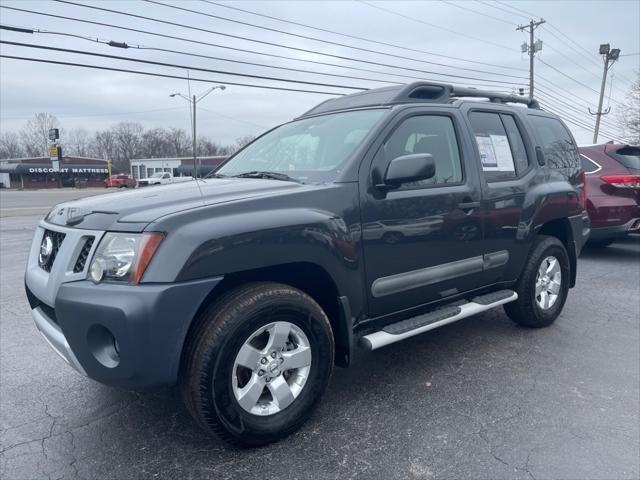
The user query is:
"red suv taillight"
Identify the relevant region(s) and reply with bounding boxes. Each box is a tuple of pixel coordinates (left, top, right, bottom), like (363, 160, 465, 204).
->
(600, 175, 640, 189)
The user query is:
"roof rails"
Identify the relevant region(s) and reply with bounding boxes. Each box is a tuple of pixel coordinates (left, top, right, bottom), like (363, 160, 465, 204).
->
(300, 82, 539, 117)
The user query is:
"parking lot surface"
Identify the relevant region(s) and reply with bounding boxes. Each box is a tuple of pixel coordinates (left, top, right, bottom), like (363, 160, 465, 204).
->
(1, 190, 639, 479)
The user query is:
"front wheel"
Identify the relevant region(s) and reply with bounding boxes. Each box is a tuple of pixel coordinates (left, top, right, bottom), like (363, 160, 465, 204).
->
(504, 235, 570, 328)
(180, 283, 334, 446)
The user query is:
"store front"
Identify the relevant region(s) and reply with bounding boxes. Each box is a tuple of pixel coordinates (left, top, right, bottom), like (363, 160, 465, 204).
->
(0, 157, 113, 189)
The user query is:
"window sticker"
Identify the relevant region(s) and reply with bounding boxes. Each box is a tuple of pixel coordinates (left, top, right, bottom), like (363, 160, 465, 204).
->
(475, 134, 515, 172)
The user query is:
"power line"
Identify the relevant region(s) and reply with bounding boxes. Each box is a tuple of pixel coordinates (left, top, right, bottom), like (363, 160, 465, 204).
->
(0, 40, 368, 91)
(53, 0, 525, 86)
(0, 6, 518, 89)
(358, 0, 517, 52)
(197, 106, 269, 130)
(203, 0, 527, 72)
(539, 101, 625, 143)
(493, 1, 537, 20)
(0, 54, 348, 96)
(440, 0, 515, 26)
(494, 0, 637, 87)
(1, 106, 186, 120)
(456, 1, 629, 101)
(142, 0, 526, 80)
(536, 91, 622, 139)
(536, 87, 622, 133)
(0, 25, 514, 92)
(536, 57, 623, 106)
(536, 79, 623, 133)
(540, 103, 622, 142)
(0, 25, 401, 86)
(477, 1, 528, 21)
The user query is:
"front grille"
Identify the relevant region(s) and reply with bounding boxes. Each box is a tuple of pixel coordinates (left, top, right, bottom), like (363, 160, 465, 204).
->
(73, 237, 95, 273)
(39, 230, 66, 272)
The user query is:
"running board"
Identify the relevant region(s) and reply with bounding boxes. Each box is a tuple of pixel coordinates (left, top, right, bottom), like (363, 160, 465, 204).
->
(359, 290, 518, 351)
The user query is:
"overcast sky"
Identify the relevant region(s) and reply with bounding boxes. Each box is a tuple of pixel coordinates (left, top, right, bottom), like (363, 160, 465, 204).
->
(1, 0, 638, 146)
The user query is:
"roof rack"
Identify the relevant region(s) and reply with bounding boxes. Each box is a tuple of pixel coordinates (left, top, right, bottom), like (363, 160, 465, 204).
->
(300, 82, 539, 117)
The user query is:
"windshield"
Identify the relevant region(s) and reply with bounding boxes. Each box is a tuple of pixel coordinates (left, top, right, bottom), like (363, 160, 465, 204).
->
(217, 109, 385, 182)
(150, 173, 164, 178)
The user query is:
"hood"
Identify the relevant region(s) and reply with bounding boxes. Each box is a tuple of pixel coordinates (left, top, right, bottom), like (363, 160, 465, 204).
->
(44, 178, 307, 231)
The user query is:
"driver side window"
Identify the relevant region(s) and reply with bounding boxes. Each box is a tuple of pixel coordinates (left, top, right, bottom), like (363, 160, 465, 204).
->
(382, 115, 463, 189)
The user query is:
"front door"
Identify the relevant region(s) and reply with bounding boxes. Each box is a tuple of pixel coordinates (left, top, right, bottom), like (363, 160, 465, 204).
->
(360, 111, 485, 318)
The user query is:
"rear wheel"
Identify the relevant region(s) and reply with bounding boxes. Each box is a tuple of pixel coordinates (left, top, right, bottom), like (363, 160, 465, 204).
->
(504, 235, 570, 328)
(181, 283, 334, 446)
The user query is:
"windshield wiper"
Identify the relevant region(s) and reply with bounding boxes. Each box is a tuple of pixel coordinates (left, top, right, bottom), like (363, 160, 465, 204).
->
(232, 171, 300, 182)
(201, 172, 228, 180)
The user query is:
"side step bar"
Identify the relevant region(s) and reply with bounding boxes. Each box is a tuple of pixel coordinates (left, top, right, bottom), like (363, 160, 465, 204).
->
(359, 290, 518, 351)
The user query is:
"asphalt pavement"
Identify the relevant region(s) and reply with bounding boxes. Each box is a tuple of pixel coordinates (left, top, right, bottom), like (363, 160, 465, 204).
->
(1, 191, 639, 479)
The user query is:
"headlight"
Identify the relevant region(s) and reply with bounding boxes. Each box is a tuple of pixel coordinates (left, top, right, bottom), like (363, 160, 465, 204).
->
(89, 232, 164, 284)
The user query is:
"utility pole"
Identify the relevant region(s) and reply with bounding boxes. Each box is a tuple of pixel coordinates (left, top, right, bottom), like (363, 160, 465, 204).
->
(589, 44, 621, 144)
(516, 19, 546, 98)
(170, 85, 226, 178)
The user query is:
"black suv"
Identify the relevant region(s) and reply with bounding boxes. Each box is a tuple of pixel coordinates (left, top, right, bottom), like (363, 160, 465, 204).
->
(25, 82, 589, 446)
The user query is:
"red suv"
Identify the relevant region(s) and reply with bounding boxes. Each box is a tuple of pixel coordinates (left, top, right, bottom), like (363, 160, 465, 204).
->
(579, 143, 640, 246)
(104, 174, 137, 189)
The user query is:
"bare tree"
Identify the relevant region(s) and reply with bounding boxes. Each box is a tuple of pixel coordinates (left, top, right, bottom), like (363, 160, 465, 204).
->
(0, 132, 24, 159)
(66, 128, 93, 157)
(94, 130, 117, 163)
(167, 127, 190, 157)
(196, 136, 223, 156)
(20, 112, 59, 157)
(112, 122, 144, 169)
(617, 75, 640, 145)
(234, 134, 256, 152)
(140, 128, 172, 158)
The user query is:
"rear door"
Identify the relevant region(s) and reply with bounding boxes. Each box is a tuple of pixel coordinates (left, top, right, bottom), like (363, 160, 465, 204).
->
(463, 105, 540, 284)
(360, 107, 485, 317)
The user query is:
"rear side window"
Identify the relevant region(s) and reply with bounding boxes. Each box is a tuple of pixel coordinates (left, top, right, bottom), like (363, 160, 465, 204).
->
(610, 146, 640, 170)
(468, 111, 529, 181)
(528, 115, 580, 169)
(580, 155, 601, 174)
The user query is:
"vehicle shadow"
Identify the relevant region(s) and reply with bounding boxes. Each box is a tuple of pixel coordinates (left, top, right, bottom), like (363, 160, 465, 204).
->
(580, 235, 640, 263)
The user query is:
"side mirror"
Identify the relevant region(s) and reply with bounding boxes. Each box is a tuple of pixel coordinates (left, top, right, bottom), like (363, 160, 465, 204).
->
(382, 153, 436, 188)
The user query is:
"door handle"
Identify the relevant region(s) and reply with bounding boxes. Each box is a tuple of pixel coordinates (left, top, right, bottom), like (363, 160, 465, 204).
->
(458, 201, 480, 213)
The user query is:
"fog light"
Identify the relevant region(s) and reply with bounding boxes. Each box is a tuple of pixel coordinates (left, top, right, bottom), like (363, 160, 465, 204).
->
(87, 325, 120, 368)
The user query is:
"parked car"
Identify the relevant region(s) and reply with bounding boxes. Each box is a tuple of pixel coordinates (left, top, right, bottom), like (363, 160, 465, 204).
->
(104, 174, 137, 189)
(25, 82, 589, 447)
(579, 143, 640, 247)
(138, 172, 192, 186)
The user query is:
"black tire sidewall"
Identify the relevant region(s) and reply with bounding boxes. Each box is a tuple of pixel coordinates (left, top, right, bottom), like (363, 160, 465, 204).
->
(526, 241, 570, 325)
(194, 286, 333, 445)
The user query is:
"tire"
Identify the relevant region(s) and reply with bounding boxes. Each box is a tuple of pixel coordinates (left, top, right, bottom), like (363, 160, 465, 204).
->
(180, 282, 334, 447)
(504, 235, 570, 328)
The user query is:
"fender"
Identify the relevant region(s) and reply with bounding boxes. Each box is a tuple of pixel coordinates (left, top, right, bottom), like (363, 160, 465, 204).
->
(506, 178, 580, 286)
(142, 183, 366, 319)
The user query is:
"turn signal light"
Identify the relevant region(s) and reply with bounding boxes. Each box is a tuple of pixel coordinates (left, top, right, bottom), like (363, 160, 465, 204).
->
(600, 175, 640, 189)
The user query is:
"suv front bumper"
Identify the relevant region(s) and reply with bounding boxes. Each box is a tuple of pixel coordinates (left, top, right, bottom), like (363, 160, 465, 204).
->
(26, 276, 222, 389)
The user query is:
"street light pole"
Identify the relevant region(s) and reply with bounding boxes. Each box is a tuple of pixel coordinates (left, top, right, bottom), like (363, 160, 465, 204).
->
(589, 44, 621, 144)
(192, 94, 197, 178)
(170, 85, 226, 178)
